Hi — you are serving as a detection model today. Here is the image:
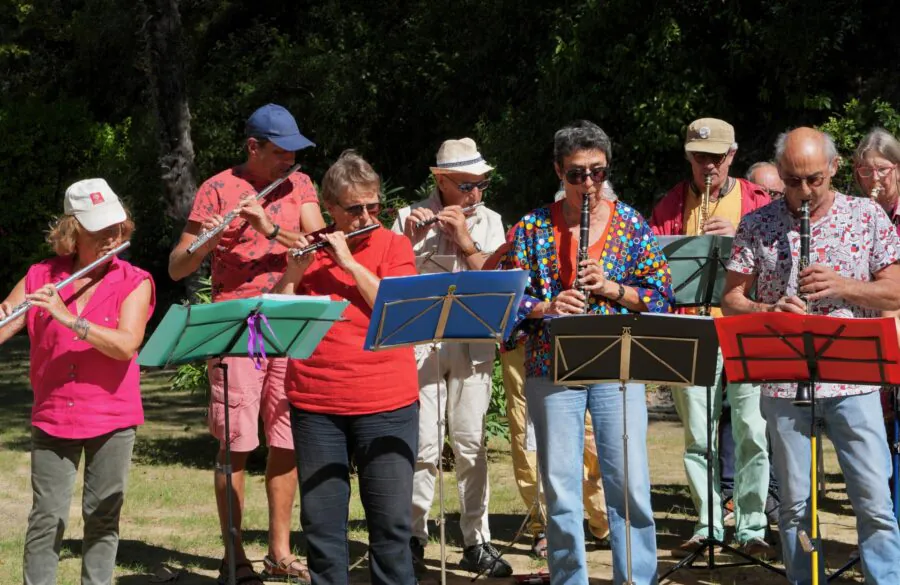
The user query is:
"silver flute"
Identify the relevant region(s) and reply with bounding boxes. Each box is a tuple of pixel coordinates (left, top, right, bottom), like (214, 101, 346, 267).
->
(187, 163, 301, 254)
(289, 224, 379, 257)
(0, 241, 131, 329)
(414, 202, 484, 229)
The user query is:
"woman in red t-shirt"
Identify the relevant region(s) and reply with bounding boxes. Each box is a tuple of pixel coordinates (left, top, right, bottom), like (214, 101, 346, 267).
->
(273, 150, 419, 585)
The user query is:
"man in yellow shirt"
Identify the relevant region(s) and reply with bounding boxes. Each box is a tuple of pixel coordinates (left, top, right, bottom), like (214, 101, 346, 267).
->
(650, 118, 775, 559)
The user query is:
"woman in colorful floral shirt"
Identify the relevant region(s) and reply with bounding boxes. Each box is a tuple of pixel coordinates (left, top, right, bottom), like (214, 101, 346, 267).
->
(502, 120, 674, 585)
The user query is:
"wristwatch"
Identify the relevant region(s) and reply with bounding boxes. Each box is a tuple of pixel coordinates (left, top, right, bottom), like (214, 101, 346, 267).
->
(463, 241, 482, 257)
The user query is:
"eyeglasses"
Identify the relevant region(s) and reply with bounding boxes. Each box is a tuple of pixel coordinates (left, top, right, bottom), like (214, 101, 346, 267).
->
(340, 202, 382, 216)
(779, 173, 827, 189)
(690, 152, 729, 167)
(564, 166, 608, 186)
(765, 188, 784, 199)
(450, 179, 491, 193)
(856, 164, 896, 179)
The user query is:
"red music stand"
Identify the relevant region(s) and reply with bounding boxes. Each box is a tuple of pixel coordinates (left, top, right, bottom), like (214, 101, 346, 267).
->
(716, 312, 900, 582)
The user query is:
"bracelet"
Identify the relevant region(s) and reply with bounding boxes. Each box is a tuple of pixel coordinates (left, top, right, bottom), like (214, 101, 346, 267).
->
(72, 316, 90, 340)
(265, 224, 281, 240)
(613, 283, 626, 302)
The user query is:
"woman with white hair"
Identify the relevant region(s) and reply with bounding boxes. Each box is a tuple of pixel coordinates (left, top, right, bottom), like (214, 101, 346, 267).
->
(854, 128, 900, 223)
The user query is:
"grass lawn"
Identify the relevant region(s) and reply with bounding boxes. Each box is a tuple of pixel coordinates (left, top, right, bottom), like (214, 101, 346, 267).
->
(0, 335, 867, 584)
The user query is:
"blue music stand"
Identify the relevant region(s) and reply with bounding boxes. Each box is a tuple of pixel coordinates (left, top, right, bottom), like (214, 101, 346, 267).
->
(364, 269, 527, 584)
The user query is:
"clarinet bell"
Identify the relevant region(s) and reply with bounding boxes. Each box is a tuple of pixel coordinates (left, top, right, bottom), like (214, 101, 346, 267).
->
(793, 382, 812, 407)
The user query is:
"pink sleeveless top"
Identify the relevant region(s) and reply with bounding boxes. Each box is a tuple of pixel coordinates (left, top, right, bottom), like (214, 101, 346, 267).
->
(25, 255, 155, 439)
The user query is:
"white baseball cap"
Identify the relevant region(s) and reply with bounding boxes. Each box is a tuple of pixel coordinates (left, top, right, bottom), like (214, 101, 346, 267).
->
(64, 178, 127, 232)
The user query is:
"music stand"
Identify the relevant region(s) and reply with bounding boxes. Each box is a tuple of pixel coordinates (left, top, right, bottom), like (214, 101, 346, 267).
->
(716, 312, 900, 583)
(549, 312, 720, 585)
(138, 295, 348, 585)
(364, 270, 528, 585)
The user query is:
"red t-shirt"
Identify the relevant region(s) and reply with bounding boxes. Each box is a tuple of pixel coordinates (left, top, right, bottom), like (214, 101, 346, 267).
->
(188, 166, 320, 301)
(286, 226, 420, 415)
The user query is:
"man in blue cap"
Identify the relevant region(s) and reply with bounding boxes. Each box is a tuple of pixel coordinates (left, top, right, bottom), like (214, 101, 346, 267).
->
(169, 103, 324, 584)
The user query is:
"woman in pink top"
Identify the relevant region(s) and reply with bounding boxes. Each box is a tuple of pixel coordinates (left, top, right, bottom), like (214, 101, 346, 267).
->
(0, 178, 155, 585)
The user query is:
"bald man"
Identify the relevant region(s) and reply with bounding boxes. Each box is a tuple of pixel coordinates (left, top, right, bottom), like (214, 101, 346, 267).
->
(746, 161, 786, 200)
(723, 127, 900, 585)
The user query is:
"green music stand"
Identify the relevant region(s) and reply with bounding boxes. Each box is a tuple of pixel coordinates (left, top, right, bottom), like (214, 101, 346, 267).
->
(657, 235, 733, 311)
(138, 295, 348, 585)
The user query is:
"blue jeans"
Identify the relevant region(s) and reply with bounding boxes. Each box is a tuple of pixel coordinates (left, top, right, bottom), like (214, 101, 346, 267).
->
(291, 402, 419, 585)
(762, 393, 900, 585)
(526, 377, 657, 585)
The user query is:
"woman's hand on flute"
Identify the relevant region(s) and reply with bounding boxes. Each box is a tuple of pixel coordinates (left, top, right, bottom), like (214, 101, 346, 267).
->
(25, 285, 73, 325)
(546, 289, 586, 315)
(0, 301, 13, 320)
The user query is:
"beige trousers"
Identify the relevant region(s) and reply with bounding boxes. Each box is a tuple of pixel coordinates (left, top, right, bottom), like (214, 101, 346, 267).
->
(501, 344, 610, 539)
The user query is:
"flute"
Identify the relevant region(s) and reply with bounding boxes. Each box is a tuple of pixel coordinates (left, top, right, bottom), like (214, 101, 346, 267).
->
(187, 163, 301, 254)
(289, 224, 379, 257)
(0, 241, 131, 329)
(414, 202, 485, 229)
(577, 193, 591, 313)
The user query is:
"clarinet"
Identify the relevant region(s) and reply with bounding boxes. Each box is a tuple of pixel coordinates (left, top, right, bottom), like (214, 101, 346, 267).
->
(793, 199, 812, 406)
(578, 193, 591, 313)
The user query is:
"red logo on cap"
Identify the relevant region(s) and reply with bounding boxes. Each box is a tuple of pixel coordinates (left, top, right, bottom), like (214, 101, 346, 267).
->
(89, 192, 105, 205)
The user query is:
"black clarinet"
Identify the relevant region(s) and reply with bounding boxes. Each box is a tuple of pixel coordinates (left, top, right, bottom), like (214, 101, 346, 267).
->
(578, 193, 591, 313)
(794, 199, 812, 406)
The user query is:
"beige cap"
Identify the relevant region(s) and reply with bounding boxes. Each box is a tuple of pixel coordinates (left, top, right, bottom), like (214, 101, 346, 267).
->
(684, 118, 735, 155)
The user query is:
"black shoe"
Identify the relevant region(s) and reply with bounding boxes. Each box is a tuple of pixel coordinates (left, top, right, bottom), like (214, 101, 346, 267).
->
(459, 543, 513, 578)
(410, 537, 426, 578)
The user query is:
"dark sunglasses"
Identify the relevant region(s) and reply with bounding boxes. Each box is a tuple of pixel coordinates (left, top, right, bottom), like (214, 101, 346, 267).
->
(780, 173, 827, 189)
(340, 202, 382, 216)
(452, 179, 491, 193)
(564, 166, 608, 185)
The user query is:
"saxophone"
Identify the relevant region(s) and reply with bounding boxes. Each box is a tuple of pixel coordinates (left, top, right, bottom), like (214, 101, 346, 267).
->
(699, 174, 712, 235)
(871, 184, 883, 199)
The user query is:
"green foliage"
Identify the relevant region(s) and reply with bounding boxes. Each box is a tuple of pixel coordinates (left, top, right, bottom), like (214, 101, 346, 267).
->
(169, 277, 212, 396)
(486, 355, 510, 443)
(817, 99, 900, 195)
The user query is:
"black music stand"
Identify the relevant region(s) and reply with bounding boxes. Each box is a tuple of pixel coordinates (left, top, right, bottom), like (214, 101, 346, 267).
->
(549, 312, 720, 585)
(717, 313, 900, 583)
(138, 296, 347, 585)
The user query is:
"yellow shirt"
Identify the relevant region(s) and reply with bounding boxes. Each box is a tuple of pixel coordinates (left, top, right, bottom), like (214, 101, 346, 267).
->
(682, 178, 742, 317)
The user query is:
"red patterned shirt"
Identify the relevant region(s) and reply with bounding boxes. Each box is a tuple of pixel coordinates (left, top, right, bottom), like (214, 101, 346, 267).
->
(728, 193, 900, 398)
(188, 167, 319, 301)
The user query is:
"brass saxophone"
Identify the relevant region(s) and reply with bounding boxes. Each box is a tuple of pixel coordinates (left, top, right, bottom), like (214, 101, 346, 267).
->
(793, 199, 812, 406)
(699, 174, 712, 235)
(871, 184, 883, 200)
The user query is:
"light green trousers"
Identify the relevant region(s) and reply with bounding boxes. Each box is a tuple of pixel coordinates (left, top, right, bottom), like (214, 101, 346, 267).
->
(672, 350, 769, 543)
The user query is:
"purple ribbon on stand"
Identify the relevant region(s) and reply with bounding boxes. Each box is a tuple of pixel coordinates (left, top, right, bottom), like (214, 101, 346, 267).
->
(247, 313, 278, 370)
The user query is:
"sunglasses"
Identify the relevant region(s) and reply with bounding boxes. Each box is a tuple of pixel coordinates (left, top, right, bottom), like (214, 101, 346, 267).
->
(452, 179, 491, 193)
(690, 152, 728, 167)
(780, 173, 827, 189)
(856, 164, 896, 179)
(564, 166, 608, 186)
(340, 202, 382, 216)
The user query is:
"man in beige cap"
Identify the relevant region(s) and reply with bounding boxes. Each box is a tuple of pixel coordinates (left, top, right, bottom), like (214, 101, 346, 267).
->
(650, 118, 776, 560)
(392, 138, 511, 578)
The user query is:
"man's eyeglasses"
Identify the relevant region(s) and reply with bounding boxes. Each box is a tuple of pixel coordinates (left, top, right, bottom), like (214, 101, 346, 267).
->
(452, 179, 491, 193)
(765, 188, 784, 199)
(780, 173, 827, 189)
(341, 202, 382, 216)
(856, 164, 896, 179)
(690, 152, 729, 167)
(564, 166, 608, 186)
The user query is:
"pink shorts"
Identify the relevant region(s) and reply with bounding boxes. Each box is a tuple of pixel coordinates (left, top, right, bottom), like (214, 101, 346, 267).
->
(207, 356, 294, 452)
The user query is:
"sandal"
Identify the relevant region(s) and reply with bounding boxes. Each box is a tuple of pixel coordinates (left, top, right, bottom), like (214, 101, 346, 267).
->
(260, 554, 311, 584)
(217, 559, 264, 585)
(531, 532, 548, 559)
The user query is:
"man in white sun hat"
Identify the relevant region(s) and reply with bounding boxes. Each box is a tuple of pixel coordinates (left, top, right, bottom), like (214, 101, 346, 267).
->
(392, 138, 511, 578)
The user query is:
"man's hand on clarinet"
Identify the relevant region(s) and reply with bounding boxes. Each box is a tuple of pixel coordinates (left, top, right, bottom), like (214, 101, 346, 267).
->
(800, 264, 848, 302)
(773, 295, 807, 315)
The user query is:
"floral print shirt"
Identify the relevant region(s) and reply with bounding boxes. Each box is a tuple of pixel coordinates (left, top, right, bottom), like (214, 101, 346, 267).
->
(728, 193, 900, 398)
(502, 199, 675, 378)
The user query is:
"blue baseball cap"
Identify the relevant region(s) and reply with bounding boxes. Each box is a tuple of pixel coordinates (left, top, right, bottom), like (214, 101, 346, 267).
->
(245, 104, 315, 152)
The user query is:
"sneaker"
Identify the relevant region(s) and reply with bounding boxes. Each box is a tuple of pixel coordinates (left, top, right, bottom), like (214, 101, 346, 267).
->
(409, 538, 426, 578)
(459, 543, 513, 578)
(671, 535, 706, 559)
(739, 537, 778, 561)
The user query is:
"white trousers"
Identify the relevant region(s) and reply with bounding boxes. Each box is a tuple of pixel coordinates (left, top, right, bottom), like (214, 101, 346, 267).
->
(410, 342, 494, 548)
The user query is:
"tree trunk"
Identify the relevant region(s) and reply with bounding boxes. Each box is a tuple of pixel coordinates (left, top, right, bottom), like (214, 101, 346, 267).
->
(143, 0, 206, 300)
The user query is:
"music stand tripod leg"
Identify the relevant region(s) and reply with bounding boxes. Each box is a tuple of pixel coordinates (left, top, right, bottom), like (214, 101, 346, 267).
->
(620, 381, 635, 585)
(433, 343, 448, 585)
(218, 360, 237, 585)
